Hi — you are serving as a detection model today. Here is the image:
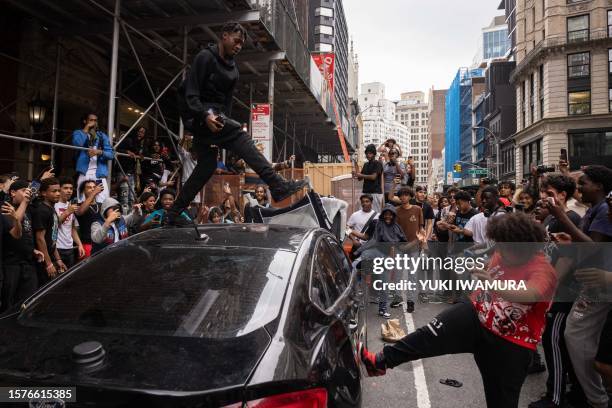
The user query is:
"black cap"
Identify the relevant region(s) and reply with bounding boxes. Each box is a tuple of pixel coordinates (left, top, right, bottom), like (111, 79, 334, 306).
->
(8, 180, 29, 192)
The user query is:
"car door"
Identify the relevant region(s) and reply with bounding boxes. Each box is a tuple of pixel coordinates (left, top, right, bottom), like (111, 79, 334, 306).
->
(324, 236, 367, 352)
(310, 236, 363, 407)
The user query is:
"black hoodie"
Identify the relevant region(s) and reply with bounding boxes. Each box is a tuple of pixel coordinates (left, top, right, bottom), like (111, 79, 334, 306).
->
(179, 44, 238, 120)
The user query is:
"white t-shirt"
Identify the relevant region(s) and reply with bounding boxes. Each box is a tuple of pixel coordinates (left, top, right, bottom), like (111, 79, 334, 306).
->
(54, 201, 79, 250)
(347, 210, 379, 242)
(463, 210, 505, 245)
(179, 145, 196, 184)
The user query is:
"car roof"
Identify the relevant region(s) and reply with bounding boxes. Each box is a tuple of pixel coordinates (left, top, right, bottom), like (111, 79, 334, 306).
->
(125, 224, 320, 253)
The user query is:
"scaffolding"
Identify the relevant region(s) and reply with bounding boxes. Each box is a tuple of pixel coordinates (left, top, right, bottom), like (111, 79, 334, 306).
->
(0, 0, 351, 181)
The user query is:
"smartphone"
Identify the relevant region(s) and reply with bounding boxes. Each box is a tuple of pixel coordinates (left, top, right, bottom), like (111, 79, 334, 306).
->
(514, 203, 525, 212)
(70, 197, 79, 205)
(29, 179, 41, 197)
(560, 148, 568, 162)
(95, 179, 103, 186)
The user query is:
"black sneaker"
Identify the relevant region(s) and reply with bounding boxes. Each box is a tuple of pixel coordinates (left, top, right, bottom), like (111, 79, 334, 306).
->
(405, 301, 415, 313)
(270, 179, 308, 202)
(528, 395, 559, 408)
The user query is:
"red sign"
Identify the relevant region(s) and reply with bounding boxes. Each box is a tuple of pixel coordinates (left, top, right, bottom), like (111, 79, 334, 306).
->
(312, 53, 335, 92)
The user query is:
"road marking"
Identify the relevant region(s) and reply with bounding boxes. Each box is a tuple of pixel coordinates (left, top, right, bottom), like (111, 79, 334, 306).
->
(403, 309, 431, 408)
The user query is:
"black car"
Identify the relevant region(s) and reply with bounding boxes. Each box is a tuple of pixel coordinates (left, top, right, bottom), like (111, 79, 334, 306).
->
(0, 225, 367, 407)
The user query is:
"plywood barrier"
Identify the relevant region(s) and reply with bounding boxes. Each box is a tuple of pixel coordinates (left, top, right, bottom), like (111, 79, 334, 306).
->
(303, 162, 353, 197)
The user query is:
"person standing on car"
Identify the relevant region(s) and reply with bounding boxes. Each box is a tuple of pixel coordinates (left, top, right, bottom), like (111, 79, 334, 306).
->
(167, 22, 306, 225)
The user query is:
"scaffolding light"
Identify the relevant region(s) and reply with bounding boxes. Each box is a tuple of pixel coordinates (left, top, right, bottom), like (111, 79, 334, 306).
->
(134, 109, 140, 113)
(40, 153, 51, 161)
(28, 94, 47, 128)
(127, 107, 133, 111)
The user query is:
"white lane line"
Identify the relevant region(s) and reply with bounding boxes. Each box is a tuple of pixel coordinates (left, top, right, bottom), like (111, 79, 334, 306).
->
(403, 309, 431, 408)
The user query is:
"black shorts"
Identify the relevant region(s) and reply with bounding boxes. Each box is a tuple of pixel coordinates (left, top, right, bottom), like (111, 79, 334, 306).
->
(596, 311, 612, 364)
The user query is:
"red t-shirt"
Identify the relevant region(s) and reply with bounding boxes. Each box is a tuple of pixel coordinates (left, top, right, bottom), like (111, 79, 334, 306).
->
(470, 252, 557, 350)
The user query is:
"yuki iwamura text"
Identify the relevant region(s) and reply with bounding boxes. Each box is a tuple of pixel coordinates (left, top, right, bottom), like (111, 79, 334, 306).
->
(372, 255, 487, 275)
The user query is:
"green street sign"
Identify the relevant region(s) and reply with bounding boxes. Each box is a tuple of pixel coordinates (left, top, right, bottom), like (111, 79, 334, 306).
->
(467, 169, 488, 175)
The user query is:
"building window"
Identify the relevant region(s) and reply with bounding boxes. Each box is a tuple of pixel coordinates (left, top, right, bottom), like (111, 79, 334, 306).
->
(567, 52, 590, 78)
(569, 130, 612, 169)
(567, 15, 589, 43)
(315, 43, 333, 52)
(314, 25, 333, 35)
(522, 139, 542, 177)
(609, 10, 612, 37)
(568, 90, 591, 115)
(609, 49, 612, 111)
(521, 81, 527, 128)
(539, 64, 545, 118)
(315, 7, 333, 18)
(530, 73, 535, 122)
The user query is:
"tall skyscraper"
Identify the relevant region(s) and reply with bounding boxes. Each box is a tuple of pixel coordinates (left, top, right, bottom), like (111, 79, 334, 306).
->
(445, 68, 485, 183)
(395, 91, 430, 185)
(308, 0, 350, 122)
(358, 82, 409, 161)
(427, 88, 447, 190)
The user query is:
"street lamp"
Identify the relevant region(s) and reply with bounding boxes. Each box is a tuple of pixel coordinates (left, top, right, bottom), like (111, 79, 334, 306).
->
(473, 126, 501, 181)
(28, 93, 47, 129)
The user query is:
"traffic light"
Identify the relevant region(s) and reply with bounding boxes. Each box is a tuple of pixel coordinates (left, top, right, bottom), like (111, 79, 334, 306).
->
(453, 163, 462, 172)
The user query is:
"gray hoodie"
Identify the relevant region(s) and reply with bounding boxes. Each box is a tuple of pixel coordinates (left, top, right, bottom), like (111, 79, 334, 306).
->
(91, 197, 143, 244)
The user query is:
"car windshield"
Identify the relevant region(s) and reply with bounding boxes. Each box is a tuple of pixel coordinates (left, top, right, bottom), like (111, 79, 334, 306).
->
(18, 244, 295, 339)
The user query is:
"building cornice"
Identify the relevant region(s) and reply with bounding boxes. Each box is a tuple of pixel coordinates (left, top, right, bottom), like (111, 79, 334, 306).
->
(510, 31, 612, 83)
(512, 112, 612, 143)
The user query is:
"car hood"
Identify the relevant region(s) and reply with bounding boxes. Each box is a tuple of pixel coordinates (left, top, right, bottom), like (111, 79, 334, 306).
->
(0, 315, 271, 393)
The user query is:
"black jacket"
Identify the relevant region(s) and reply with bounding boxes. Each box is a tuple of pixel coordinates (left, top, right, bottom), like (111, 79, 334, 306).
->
(179, 44, 239, 121)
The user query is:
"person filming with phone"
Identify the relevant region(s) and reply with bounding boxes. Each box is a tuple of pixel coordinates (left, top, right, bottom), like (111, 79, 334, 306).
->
(72, 113, 114, 204)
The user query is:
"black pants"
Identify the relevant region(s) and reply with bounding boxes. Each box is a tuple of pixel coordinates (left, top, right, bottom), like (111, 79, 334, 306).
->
(383, 302, 532, 408)
(542, 308, 584, 405)
(174, 122, 283, 212)
(58, 248, 75, 269)
(0, 263, 38, 313)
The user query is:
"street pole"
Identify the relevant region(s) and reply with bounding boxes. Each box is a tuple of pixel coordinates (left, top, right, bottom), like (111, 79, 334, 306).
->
(473, 126, 501, 181)
(50, 40, 61, 166)
(106, 0, 121, 185)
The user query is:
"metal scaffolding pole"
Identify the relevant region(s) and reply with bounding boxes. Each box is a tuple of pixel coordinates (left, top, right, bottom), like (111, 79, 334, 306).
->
(113, 67, 185, 149)
(50, 40, 61, 165)
(267, 61, 275, 162)
(106, 0, 121, 185)
(87, 0, 183, 64)
(178, 26, 188, 142)
(121, 23, 182, 164)
(0, 132, 155, 161)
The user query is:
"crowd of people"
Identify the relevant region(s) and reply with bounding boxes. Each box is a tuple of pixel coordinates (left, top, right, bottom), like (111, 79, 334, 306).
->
(348, 143, 612, 408)
(0, 112, 291, 314)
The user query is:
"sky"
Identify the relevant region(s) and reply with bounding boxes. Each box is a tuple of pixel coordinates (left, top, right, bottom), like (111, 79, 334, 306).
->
(343, 0, 505, 101)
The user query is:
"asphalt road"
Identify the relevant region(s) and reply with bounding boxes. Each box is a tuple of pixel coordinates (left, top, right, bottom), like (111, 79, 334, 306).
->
(361, 298, 547, 408)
